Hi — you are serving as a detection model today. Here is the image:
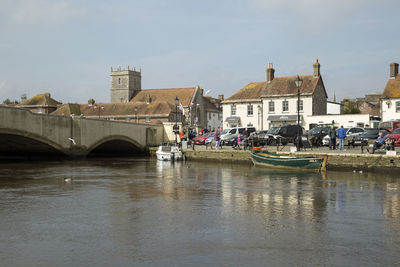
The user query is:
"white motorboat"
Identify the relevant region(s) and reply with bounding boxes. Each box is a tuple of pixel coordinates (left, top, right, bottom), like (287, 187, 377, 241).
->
(156, 145, 183, 161)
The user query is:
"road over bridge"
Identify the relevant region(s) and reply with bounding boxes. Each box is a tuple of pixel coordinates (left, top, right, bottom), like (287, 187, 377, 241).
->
(0, 106, 165, 158)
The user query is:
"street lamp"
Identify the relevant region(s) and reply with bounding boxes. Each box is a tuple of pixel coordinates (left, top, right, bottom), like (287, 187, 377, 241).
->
(134, 106, 138, 124)
(174, 96, 179, 144)
(294, 75, 303, 151)
(94, 105, 104, 119)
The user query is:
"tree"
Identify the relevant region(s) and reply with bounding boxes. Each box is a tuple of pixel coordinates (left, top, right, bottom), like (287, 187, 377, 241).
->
(2, 99, 20, 104)
(342, 101, 360, 114)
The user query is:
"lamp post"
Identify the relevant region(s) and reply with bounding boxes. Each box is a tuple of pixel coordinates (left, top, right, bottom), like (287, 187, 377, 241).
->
(94, 105, 104, 119)
(134, 106, 138, 124)
(174, 96, 179, 144)
(257, 105, 263, 130)
(294, 75, 303, 151)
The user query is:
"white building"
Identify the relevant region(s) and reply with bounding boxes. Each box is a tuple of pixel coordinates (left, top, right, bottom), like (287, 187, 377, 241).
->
(306, 114, 371, 129)
(381, 62, 400, 122)
(327, 101, 341, 114)
(222, 60, 328, 130)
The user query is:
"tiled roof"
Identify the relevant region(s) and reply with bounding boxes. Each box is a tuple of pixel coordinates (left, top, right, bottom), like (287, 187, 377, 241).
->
(79, 101, 175, 117)
(20, 93, 61, 106)
(225, 75, 323, 102)
(382, 74, 400, 98)
(203, 97, 220, 112)
(225, 82, 266, 101)
(262, 75, 320, 97)
(51, 103, 82, 116)
(130, 87, 196, 106)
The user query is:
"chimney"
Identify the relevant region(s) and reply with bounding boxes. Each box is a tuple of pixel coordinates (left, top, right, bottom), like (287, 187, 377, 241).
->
(218, 94, 224, 101)
(313, 59, 320, 77)
(390, 62, 399, 79)
(266, 63, 275, 83)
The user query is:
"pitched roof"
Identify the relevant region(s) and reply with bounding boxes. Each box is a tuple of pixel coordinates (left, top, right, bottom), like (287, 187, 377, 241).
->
(262, 75, 321, 97)
(20, 93, 61, 107)
(203, 97, 220, 112)
(51, 103, 82, 116)
(225, 81, 266, 101)
(382, 74, 400, 98)
(130, 87, 196, 106)
(77, 101, 175, 117)
(224, 75, 325, 102)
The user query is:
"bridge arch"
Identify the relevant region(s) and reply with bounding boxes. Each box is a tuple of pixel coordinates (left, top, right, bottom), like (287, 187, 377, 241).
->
(87, 135, 145, 156)
(0, 129, 68, 157)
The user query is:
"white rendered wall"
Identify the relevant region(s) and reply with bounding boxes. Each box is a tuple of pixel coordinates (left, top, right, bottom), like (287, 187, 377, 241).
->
(327, 102, 341, 114)
(381, 98, 400, 121)
(305, 114, 370, 130)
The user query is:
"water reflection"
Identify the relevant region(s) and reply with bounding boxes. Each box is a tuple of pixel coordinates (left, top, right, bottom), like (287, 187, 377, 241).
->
(0, 159, 399, 266)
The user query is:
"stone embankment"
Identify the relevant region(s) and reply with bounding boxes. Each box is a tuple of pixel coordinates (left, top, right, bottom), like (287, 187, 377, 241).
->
(149, 146, 400, 172)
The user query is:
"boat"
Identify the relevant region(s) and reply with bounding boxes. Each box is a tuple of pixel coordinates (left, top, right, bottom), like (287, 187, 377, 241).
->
(251, 149, 327, 171)
(156, 145, 183, 161)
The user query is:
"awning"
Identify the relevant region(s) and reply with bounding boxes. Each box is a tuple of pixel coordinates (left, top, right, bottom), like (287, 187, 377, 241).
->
(225, 116, 241, 123)
(267, 114, 302, 122)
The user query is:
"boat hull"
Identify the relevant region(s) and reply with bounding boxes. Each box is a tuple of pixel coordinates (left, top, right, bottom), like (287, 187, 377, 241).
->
(251, 150, 327, 171)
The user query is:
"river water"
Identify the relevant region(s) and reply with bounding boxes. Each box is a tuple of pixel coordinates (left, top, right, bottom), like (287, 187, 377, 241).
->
(0, 158, 399, 266)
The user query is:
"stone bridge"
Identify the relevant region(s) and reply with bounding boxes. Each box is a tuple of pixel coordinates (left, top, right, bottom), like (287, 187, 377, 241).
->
(0, 106, 165, 158)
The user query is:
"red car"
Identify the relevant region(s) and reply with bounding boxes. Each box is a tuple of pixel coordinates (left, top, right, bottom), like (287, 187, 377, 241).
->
(386, 128, 400, 146)
(193, 132, 212, 145)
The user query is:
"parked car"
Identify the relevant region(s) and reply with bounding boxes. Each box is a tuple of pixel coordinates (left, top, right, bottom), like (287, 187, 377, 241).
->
(385, 128, 400, 146)
(322, 127, 364, 146)
(265, 125, 304, 146)
(308, 126, 330, 147)
(378, 120, 400, 132)
(248, 130, 270, 147)
(322, 128, 342, 146)
(193, 132, 213, 145)
(220, 127, 256, 146)
(352, 128, 389, 146)
(219, 128, 232, 139)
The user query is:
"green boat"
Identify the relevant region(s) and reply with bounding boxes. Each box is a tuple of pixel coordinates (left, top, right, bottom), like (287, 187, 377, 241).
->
(251, 150, 327, 172)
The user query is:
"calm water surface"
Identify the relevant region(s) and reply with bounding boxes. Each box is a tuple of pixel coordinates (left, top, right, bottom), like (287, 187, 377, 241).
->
(0, 159, 399, 266)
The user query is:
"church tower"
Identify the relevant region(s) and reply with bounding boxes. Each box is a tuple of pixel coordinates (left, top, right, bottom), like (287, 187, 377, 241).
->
(110, 66, 141, 103)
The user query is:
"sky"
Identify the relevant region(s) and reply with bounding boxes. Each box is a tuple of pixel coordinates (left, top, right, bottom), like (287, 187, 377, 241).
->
(0, 0, 399, 104)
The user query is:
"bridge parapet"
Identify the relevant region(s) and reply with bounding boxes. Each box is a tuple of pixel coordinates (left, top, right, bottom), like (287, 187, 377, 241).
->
(0, 106, 165, 157)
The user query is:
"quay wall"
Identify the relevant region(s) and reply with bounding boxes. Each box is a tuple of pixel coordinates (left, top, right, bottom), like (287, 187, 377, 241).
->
(149, 148, 400, 172)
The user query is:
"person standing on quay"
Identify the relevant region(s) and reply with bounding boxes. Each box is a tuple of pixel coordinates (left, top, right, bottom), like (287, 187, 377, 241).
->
(337, 125, 346, 151)
(328, 125, 337, 150)
(214, 131, 220, 150)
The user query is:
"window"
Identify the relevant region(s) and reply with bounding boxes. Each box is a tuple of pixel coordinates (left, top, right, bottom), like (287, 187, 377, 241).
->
(282, 100, 288, 112)
(118, 78, 121, 84)
(269, 101, 275, 113)
(396, 101, 400, 112)
(145, 116, 150, 122)
(297, 100, 303, 112)
(209, 113, 211, 120)
(247, 104, 253, 116)
(231, 104, 236, 116)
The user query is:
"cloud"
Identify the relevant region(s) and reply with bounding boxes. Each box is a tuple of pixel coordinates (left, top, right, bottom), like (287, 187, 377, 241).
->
(9, 0, 85, 25)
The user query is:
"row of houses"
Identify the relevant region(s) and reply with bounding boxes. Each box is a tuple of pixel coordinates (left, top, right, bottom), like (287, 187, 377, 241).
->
(5, 60, 400, 139)
(221, 60, 400, 130)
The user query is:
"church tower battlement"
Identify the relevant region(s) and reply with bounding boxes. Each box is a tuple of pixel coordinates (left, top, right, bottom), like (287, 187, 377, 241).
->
(110, 66, 141, 103)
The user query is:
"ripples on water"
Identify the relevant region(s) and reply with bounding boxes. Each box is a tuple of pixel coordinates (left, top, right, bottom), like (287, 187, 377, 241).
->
(0, 158, 399, 266)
